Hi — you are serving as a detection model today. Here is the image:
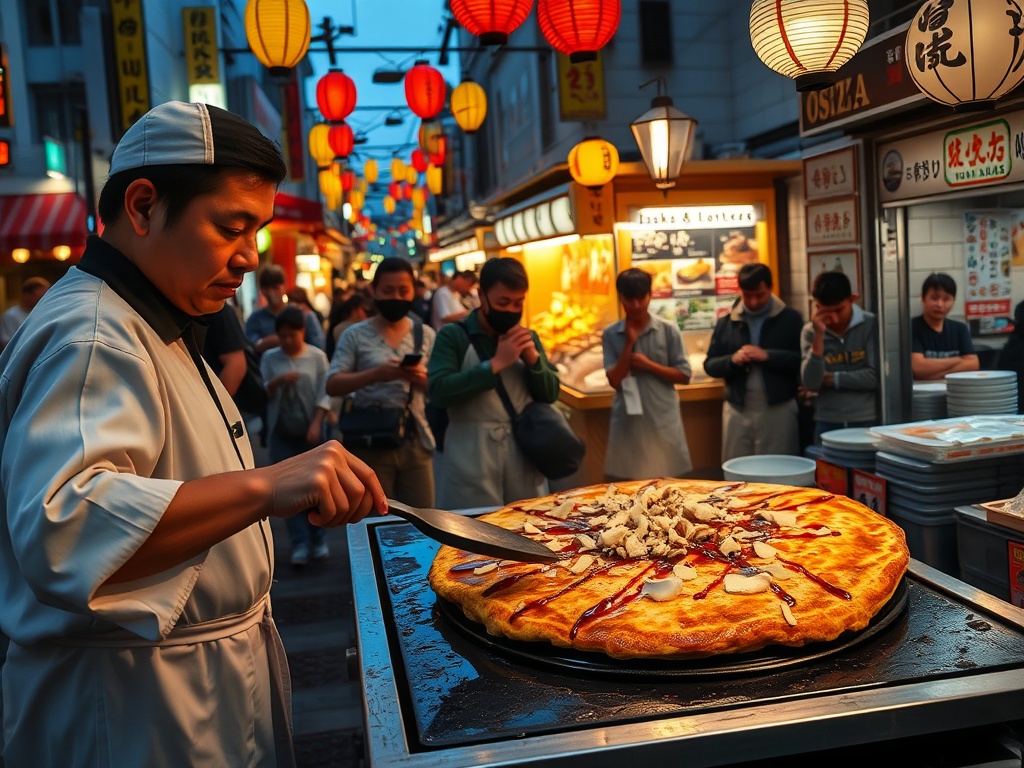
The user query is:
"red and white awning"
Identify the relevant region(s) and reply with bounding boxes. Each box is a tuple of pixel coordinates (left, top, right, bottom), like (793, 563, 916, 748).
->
(0, 193, 89, 256)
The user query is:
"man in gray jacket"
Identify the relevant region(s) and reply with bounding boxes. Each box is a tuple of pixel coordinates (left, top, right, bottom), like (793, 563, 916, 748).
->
(800, 271, 879, 442)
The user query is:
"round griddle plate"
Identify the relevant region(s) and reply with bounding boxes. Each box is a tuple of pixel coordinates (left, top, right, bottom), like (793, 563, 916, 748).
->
(435, 578, 908, 679)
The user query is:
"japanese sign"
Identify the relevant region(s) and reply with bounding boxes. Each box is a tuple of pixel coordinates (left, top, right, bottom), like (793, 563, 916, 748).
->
(557, 52, 606, 122)
(800, 23, 923, 136)
(183, 7, 220, 86)
(852, 470, 886, 516)
(877, 114, 1024, 202)
(804, 146, 857, 200)
(570, 182, 613, 236)
(963, 211, 1012, 329)
(110, 0, 151, 135)
(806, 196, 859, 247)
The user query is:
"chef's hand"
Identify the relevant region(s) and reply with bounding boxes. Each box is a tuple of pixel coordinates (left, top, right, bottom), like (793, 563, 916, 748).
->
(491, 328, 535, 373)
(267, 442, 387, 526)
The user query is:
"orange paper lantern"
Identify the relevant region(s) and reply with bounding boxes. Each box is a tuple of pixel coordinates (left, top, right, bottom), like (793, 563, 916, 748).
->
(538, 0, 620, 63)
(316, 69, 357, 121)
(404, 60, 447, 120)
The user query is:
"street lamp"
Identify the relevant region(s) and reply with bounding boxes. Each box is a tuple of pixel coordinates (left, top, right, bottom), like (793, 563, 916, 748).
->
(630, 78, 696, 192)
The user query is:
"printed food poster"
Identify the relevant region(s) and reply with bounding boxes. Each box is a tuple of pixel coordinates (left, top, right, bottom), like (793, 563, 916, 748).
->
(963, 211, 1012, 330)
(650, 297, 717, 331)
(852, 470, 886, 516)
(1010, 541, 1024, 608)
(630, 225, 758, 303)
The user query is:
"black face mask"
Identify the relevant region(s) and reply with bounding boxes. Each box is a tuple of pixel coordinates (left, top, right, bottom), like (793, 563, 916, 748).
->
(375, 299, 413, 323)
(483, 307, 522, 335)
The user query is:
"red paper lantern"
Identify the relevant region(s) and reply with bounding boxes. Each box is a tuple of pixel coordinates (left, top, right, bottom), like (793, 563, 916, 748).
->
(428, 134, 448, 166)
(404, 61, 447, 120)
(410, 148, 429, 173)
(451, 0, 534, 45)
(327, 122, 354, 158)
(538, 0, 621, 63)
(340, 168, 356, 192)
(402, 182, 414, 201)
(388, 181, 402, 200)
(316, 69, 357, 121)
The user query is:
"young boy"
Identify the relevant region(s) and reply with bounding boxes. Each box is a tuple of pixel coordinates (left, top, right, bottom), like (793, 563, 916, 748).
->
(800, 271, 880, 442)
(602, 268, 692, 480)
(911, 272, 978, 381)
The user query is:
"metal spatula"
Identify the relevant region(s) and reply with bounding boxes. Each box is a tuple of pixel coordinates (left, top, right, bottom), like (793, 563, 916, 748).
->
(387, 499, 560, 563)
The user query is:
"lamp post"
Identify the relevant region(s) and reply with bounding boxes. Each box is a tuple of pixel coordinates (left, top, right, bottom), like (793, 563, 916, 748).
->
(629, 78, 697, 193)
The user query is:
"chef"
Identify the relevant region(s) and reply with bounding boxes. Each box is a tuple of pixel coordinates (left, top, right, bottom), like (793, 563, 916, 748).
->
(0, 102, 386, 767)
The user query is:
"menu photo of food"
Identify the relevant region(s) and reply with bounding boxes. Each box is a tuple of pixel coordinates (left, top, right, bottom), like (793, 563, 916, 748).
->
(717, 229, 759, 270)
(651, 296, 717, 331)
(672, 257, 715, 294)
(634, 260, 675, 298)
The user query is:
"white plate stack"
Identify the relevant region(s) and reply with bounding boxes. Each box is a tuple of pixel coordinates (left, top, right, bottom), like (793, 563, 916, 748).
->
(945, 371, 1018, 417)
(912, 382, 948, 420)
(819, 427, 878, 470)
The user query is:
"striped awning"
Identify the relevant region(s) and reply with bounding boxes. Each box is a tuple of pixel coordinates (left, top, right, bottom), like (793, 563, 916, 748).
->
(0, 193, 89, 256)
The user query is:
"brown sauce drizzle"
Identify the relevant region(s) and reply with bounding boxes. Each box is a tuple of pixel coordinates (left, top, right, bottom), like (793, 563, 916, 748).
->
(449, 559, 500, 572)
(481, 568, 545, 596)
(776, 555, 851, 600)
(569, 562, 660, 638)
(510, 560, 628, 622)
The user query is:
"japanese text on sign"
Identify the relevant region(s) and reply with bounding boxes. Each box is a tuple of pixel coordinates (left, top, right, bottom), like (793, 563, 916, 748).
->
(183, 8, 220, 86)
(110, 0, 151, 135)
(945, 120, 1010, 186)
(803, 146, 857, 200)
(557, 53, 606, 121)
(806, 197, 859, 247)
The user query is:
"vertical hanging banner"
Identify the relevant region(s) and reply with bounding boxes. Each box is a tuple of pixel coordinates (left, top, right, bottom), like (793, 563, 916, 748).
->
(183, 7, 220, 85)
(282, 73, 305, 182)
(557, 52, 606, 121)
(0, 44, 11, 128)
(110, 0, 151, 135)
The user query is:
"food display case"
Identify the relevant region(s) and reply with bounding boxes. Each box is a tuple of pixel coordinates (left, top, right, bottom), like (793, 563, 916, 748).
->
(348, 514, 1024, 767)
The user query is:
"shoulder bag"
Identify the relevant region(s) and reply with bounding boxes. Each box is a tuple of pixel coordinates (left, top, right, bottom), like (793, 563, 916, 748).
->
(339, 319, 423, 451)
(466, 331, 585, 480)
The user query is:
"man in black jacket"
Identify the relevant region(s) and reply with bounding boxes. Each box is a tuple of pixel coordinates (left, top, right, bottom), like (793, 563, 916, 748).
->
(704, 263, 803, 461)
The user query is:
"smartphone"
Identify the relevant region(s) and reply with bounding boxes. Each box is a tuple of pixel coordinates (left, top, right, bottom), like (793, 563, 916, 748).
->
(400, 353, 423, 367)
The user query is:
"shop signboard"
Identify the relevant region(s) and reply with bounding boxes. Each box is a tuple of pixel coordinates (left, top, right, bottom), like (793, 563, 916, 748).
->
(963, 211, 1013, 331)
(878, 115, 1024, 203)
(624, 205, 762, 331)
(1010, 541, 1024, 608)
(799, 23, 923, 137)
(557, 52, 606, 122)
(183, 8, 219, 85)
(851, 470, 886, 517)
(804, 146, 858, 200)
(806, 196, 859, 247)
(109, 0, 151, 135)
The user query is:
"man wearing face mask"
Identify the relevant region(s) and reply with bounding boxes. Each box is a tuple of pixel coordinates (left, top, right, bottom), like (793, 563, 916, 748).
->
(326, 258, 436, 507)
(428, 258, 561, 509)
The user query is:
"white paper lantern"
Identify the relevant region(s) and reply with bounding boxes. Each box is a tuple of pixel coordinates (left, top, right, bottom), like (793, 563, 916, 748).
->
(749, 0, 870, 91)
(907, 0, 1024, 112)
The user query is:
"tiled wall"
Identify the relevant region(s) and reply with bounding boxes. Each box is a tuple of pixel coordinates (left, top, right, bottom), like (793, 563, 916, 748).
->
(907, 201, 1024, 343)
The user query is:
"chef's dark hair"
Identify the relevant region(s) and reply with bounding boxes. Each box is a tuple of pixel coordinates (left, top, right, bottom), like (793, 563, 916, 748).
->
(921, 272, 956, 298)
(615, 268, 651, 299)
(480, 258, 528, 293)
(811, 271, 852, 305)
(738, 263, 772, 291)
(371, 257, 414, 287)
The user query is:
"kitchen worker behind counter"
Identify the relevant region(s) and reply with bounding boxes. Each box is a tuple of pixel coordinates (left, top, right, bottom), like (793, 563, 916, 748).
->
(603, 268, 693, 481)
(0, 101, 386, 768)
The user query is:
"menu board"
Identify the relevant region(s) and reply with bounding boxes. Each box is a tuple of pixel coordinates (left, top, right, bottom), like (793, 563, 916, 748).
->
(629, 224, 759, 331)
(963, 211, 1012, 333)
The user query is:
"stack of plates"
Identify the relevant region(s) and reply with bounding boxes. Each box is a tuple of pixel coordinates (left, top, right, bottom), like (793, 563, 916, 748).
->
(945, 371, 1017, 416)
(912, 382, 947, 421)
(820, 427, 877, 470)
(875, 450, 1024, 503)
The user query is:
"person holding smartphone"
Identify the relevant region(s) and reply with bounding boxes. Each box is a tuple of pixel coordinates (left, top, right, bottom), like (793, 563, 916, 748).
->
(326, 258, 437, 507)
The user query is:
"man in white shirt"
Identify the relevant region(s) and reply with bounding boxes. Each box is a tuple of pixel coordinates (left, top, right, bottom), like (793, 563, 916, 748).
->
(430, 270, 476, 330)
(0, 276, 49, 349)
